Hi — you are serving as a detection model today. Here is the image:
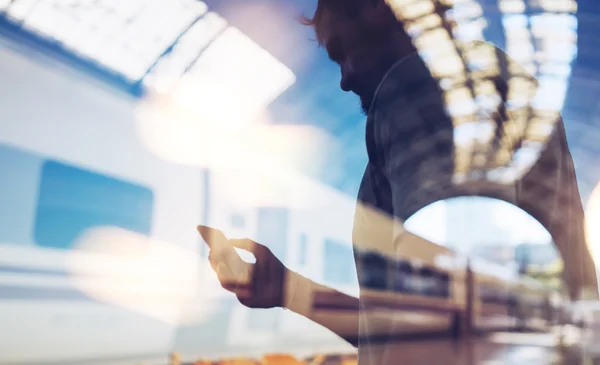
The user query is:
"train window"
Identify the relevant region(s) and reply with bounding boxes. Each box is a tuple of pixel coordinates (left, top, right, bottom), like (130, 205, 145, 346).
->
(356, 251, 388, 290)
(323, 239, 356, 286)
(393, 260, 414, 294)
(437, 272, 451, 298)
(34, 161, 154, 249)
(415, 268, 450, 298)
(0, 145, 40, 245)
(479, 284, 510, 305)
(419, 268, 436, 297)
(479, 284, 494, 304)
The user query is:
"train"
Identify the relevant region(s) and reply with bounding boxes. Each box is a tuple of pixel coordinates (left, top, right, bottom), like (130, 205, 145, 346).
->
(0, 31, 566, 365)
(313, 229, 564, 343)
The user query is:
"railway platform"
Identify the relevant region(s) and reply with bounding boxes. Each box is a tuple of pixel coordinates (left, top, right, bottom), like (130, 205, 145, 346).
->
(159, 326, 589, 365)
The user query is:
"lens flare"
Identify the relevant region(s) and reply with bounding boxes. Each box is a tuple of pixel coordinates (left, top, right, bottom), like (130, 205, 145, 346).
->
(66, 226, 221, 325)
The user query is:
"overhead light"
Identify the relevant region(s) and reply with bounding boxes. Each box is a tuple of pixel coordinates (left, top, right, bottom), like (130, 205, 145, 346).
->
(449, 1, 483, 21)
(499, 0, 526, 14)
(0, 0, 253, 94)
(538, 0, 577, 13)
(394, 0, 435, 20)
(143, 11, 228, 93)
(166, 26, 296, 130)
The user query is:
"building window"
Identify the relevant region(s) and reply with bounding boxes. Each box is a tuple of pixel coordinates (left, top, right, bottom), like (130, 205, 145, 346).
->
(35, 161, 154, 249)
(323, 239, 356, 286)
(393, 260, 414, 294)
(298, 234, 308, 266)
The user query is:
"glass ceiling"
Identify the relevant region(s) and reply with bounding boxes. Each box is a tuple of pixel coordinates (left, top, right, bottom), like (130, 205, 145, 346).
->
(0, 0, 581, 194)
(0, 0, 287, 97)
(387, 0, 578, 185)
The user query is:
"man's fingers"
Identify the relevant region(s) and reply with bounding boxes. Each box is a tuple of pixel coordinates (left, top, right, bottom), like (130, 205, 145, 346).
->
(217, 263, 253, 299)
(230, 239, 270, 259)
(229, 238, 255, 252)
(214, 257, 252, 285)
(197, 225, 227, 248)
(216, 262, 236, 285)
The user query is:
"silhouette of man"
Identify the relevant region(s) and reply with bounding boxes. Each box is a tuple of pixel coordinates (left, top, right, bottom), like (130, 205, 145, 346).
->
(201, 0, 596, 363)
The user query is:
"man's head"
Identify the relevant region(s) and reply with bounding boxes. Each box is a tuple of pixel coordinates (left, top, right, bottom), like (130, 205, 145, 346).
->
(302, 0, 416, 114)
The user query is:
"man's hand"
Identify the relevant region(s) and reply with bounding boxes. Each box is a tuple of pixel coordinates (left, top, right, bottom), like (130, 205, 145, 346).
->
(198, 226, 289, 309)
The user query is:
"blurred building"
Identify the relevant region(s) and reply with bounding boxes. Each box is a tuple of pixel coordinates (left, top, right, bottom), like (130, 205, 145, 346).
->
(471, 243, 516, 267)
(514, 242, 560, 268)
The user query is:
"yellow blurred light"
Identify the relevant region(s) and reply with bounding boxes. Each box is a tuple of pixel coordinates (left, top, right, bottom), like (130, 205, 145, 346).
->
(412, 13, 443, 29)
(429, 55, 465, 78)
(470, 67, 500, 81)
(262, 354, 304, 365)
(67, 226, 221, 325)
(415, 29, 453, 49)
(538, 0, 577, 13)
(493, 147, 512, 166)
(168, 26, 295, 130)
(526, 123, 555, 139)
(444, 87, 472, 104)
(386, 0, 420, 7)
(220, 358, 259, 365)
(451, 113, 479, 126)
(472, 80, 496, 96)
(390, 0, 435, 20)
(136, 96, 339, 209)
(135, 103, 338, 206)
(462, 44, 496, 64)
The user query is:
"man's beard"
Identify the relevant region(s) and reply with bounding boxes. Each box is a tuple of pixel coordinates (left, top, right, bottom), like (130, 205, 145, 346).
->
(359, 96, 369, 115)
(359, 91, 374, 115)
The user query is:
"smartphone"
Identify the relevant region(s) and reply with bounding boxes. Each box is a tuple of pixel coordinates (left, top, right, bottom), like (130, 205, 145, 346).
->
(197, 225, 249, 284)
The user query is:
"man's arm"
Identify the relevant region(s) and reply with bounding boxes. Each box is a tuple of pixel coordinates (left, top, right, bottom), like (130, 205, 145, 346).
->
(283, 270, 360, 346)
(283, 270, 401, 348)
(201, 227, 397, 348)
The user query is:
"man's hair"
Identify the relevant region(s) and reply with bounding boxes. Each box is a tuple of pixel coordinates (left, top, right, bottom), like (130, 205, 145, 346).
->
(300, 0, 371, 46)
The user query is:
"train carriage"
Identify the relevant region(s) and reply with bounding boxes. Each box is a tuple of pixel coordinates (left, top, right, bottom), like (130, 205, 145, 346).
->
(469, 258, 521, 332)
